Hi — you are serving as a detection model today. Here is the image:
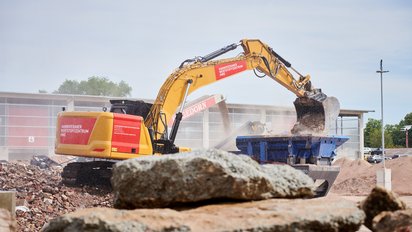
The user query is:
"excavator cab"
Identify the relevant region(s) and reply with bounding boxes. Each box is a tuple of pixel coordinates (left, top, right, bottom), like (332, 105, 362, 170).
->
(109, 100, 153, 119)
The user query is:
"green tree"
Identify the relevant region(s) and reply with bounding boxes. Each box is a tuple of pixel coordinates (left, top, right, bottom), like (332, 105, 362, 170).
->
(365, 113, 412, 148)
(390, 124, 404, 147)
(402, 113, 412, 125)
(391, 113, 412, 148)
(55, 79, 82, 95)
(369, 127, 394, 148)
(54, 76, 132, 97)
(364, 118, 395, 148)
(364, 118, 381, 147)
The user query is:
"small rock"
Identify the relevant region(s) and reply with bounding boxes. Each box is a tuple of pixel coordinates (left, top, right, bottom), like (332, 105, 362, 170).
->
(360, 186, 407, 230)
(65, 191, 75, 196)
(15, 206, 30, 213)
(42, 186, 58, 194)
(43, 198, 53, 205)
(16, 199, 28, 207)
(373, 208, 412, 232)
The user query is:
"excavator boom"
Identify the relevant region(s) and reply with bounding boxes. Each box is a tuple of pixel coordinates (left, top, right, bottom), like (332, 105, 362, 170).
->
(145, 39, 337, 151)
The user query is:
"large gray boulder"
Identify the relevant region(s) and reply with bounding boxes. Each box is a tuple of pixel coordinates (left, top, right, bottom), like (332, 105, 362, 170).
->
(112, 149, 314, 209)
(43, 197, 365, 232)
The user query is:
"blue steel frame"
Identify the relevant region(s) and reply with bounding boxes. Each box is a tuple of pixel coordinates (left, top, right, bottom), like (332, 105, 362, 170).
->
(236, 135, 349, 164)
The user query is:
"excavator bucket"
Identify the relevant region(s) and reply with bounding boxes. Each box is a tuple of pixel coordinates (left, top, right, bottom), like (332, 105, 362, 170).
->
(291, 96, 340, 135)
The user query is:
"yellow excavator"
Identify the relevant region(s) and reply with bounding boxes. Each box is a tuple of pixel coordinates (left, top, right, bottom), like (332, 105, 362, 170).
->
(55, 39, 339, 184)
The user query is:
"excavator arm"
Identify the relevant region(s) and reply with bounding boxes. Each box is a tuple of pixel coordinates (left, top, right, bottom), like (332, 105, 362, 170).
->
(145, 39, 334, 152)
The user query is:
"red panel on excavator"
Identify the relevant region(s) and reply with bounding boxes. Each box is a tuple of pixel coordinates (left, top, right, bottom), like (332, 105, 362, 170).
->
(59, 117, 96, 145)
(112, 114, 142, 154)
(214, 60, 247, 80)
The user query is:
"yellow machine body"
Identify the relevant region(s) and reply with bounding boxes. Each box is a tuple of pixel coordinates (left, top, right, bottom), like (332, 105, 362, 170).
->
(55, 111, 153, 160)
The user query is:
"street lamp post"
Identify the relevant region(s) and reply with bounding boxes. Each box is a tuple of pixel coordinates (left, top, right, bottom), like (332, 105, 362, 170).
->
(376, 59, 389, 168)
(376, 59, 391, 190)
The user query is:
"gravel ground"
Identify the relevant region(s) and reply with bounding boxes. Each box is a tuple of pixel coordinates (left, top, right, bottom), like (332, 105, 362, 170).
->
(0, 161, 113, 231)
(2, 153, 412, 232)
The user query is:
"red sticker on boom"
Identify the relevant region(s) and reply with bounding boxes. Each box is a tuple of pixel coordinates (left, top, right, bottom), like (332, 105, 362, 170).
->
(214, 60, 247, 80)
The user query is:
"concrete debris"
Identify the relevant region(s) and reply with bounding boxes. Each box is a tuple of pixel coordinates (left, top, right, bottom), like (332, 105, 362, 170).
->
(15, 206, 30, 213)
(111, 149, 314, 209)
(372, 208, 412, 232)
(0, 162, 113, 231)
(0, 208, 16, 232)
(360, 186, 407, 230)
(43, 197, 364, 232)
(30, 155, 61, 169)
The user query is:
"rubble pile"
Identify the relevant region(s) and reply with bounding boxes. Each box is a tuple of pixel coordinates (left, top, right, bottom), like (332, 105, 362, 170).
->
(0, 161, 113, 231)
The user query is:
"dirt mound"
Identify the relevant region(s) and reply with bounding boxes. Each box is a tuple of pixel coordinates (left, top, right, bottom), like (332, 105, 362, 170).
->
(386, 156, 412, 195)
(334, 157, 372, 176)
(331, 156, 412, 195)
(0, 161, 113, 231)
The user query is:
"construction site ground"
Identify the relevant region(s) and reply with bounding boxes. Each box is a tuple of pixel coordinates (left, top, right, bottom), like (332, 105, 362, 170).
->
(331, 148, 412, 196)
(1, 148, 412, 231)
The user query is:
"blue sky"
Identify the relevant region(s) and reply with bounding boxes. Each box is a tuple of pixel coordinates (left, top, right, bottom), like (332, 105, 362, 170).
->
(1, 0, 411, 125)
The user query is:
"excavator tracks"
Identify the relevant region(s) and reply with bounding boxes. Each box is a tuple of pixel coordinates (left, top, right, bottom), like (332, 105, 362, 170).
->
(62, 161, 115, 186)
